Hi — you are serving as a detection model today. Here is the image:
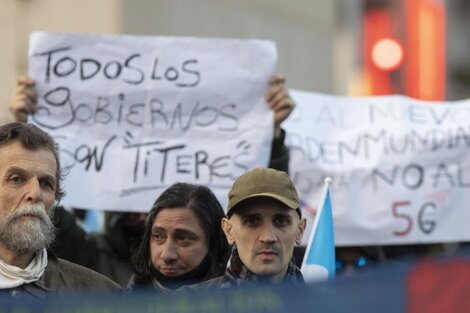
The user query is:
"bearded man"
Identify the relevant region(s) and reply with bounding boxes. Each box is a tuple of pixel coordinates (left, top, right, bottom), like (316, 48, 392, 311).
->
(0, 122, 119, 298)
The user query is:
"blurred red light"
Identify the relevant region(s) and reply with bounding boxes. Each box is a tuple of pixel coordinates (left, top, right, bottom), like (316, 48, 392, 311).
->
(372, 37, 404, 71)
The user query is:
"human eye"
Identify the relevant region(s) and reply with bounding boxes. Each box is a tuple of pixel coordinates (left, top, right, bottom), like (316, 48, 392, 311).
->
(8, 174, 24, 184)
(151, 232, 166, 243)
(40, 178, 55, 191)
(274, 215, 291, 227)
(176, 233, 196, 246)
(243, 216, 260, 227)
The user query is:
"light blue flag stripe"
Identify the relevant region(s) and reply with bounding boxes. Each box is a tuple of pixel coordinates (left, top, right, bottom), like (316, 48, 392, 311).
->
(305, 189, 336, 278)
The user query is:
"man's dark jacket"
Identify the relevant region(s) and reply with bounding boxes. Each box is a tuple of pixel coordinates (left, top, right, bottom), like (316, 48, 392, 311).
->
(4, 253, 120, 299)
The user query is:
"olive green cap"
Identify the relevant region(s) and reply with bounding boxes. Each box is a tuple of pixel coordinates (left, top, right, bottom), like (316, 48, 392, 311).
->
(227, 168, 301, 217)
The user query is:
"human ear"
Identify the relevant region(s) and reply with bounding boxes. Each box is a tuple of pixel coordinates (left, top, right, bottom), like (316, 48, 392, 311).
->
(296, 218, 307, 245)
(221, 218, 235, 245)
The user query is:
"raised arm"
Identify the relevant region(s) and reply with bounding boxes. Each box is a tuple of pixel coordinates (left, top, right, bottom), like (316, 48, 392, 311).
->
(8, 76, 37, 122)
(265, 74, 295, 172)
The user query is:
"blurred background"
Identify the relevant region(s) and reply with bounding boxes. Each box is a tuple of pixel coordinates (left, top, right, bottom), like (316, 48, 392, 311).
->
(1, 0, 469, 125)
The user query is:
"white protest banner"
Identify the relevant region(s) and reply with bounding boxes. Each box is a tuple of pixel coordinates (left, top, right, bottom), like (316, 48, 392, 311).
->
(285, 90, 470, 245)
(28, 32, 276, 212)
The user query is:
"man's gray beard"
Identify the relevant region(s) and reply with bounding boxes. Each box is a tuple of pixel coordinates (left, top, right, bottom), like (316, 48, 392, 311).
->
(0, 203, 56, 255)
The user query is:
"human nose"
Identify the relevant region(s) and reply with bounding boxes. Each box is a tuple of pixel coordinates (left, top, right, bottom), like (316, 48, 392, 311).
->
(259, 223, 277, 244)
(160, 240, 178, 262)
(25, 179, 42, 203)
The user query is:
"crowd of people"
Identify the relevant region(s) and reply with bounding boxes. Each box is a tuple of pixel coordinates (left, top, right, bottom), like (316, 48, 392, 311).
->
(0, 74, 312, 298)
(2, 69, 457, 300)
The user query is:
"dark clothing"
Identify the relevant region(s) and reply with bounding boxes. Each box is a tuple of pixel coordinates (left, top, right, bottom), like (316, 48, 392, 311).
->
(180, 248, 304, 291)
(3, 253, 120, 299)
(52, 209, 135, 287)
(268, 129, 289, 173)
(87, 211, 137, 287)
(126, 274, 171, 295)
(88, 230, 134, 287)
(51, 206, 96, 269)
(180, 265, 304, 291)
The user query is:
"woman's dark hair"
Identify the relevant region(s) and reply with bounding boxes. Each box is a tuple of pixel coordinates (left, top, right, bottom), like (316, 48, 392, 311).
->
(0, 122, 65, 202)
(132, 183, 230, 282)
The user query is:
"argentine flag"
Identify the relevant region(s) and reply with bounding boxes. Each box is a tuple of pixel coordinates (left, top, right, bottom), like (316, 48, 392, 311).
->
(301, 177, 335, 282)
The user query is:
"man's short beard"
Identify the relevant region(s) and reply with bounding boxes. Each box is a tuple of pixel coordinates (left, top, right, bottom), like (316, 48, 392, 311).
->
(0, 203, 56, 255)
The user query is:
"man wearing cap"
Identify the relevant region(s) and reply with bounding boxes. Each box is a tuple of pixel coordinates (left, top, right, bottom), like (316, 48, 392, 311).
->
(184, 167, 306, 289)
